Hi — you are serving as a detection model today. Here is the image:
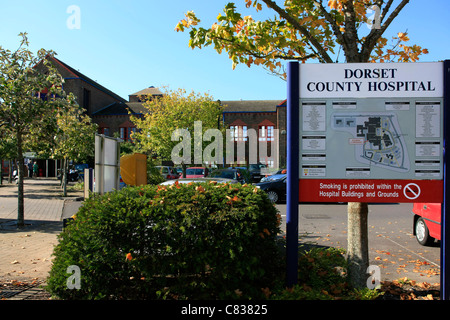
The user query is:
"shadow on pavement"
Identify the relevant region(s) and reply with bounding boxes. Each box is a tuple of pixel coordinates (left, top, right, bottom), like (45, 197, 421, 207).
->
(0, 219, 62, 234)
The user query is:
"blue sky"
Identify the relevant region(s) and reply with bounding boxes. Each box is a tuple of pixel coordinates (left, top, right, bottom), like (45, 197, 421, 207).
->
(0, 0, 449, 101)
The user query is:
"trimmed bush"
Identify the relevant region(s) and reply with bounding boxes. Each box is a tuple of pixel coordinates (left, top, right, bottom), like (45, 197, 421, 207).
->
(47, 182, 282, 299)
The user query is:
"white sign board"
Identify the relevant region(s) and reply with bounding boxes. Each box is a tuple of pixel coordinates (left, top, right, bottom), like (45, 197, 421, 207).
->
(95, 134, 122, 195)
(299, 62, 443, 98)
(298, 62, 444, 203)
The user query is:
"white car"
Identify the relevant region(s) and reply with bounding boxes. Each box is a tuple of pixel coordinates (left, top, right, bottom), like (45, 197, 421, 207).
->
(159, 177, 238, 186)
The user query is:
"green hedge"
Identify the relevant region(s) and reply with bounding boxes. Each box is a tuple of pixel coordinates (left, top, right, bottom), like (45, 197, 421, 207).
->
(47, 182, 282, 299)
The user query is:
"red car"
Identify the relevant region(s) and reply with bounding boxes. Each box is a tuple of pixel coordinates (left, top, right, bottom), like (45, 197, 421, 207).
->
(185, 167, 208, 179)
(412, 203, 441, 246)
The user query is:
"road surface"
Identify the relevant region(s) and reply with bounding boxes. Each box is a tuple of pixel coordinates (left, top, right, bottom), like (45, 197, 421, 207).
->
(276, 202, 440, 284)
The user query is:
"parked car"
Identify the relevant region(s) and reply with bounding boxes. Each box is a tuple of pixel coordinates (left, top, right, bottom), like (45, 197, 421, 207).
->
(159, 177, 238, 186)
(185, 167, 209, 178)
(412, 203, 441, 246)
(260, 172, 286, 183)
(155, 166, 179, 180)
(248, 163, 267, 182)
(209, 168, 250, 184)
(255, 174, 286, 203)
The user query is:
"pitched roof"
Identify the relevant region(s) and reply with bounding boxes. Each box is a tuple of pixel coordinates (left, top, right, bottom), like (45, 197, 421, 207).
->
(93, 99, 287, 117)
(221, 100, 284, 113)
(92, 102, 148, 116)
(130, 86, 163, 97)
(50, 57, 127, 103)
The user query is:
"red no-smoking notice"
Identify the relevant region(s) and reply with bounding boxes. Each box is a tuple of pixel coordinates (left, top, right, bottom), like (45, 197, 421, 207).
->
(299, 179, 443, 203)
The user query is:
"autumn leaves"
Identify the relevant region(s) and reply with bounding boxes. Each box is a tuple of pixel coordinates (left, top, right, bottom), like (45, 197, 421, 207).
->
(374, 249, 440, 280)
(177, 0, 428, 77)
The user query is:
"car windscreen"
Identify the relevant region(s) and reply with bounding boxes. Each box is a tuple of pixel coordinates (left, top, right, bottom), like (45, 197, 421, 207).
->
(210, 170, 235, 179)
(186, 168, 204, 175)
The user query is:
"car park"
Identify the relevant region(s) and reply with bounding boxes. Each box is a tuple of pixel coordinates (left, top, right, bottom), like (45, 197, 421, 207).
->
(255, 174, 286, 203)
(412, 203, 441, 246)
(155, 166, 179, 180)
(159, 177, 238, 186)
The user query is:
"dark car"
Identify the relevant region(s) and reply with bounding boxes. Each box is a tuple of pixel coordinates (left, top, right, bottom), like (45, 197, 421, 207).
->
(209, 168, 250, 184)
(248, 163, 267, 182)
(255, 174, 286, 203)
(260, 171, 286, 183)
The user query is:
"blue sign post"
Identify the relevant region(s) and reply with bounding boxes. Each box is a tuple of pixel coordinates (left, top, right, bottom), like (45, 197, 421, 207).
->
(286, 61, 300, 287)
(441, 60, 450, 300)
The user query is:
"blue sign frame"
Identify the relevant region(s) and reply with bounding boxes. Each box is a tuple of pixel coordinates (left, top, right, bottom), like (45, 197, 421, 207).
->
(286, 61, 299, 286)
(441, 60, 450, 300)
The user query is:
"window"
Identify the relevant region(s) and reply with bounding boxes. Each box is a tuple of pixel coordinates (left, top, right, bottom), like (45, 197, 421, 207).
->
(119, 127, 137, 142)
(119, 127, 127, 140)
(99, 127, 110, 136)
(259, 125, 274, 142)
(83, 88, 91, 113)
(230, 125, 248, 141)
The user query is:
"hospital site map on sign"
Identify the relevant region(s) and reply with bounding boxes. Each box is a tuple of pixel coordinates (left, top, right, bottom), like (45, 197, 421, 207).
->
(331, 113, 410, 172)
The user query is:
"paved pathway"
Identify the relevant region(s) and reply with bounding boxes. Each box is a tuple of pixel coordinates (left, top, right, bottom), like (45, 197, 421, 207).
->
(0, 178, 83, 299)
(0, 179, 65, 222)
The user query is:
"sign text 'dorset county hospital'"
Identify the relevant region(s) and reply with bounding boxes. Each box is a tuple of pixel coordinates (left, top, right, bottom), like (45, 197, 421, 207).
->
(300, 62, 443, 98)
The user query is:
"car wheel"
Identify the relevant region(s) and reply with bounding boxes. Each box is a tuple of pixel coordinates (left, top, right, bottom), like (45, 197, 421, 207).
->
(266, 190, 279, 203)
(415, 217, 433, 246)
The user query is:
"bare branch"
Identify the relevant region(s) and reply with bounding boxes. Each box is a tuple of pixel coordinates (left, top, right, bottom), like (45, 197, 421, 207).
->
(380, 0, 394, 23)
(361, 0, 410, 61)
(313, 0, 346, 51)
(380, 0, 410, 31)
(260, 0, 333, 63)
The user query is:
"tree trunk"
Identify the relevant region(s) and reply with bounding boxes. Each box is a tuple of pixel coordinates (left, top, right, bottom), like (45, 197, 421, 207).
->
(347, 202, 369, 288)
(8, 159, 12, 184)
(343, 47, 370, 287)
(16, 132, 25, 228)
(62, 157, 68, 197)
(182, 162, 187, 178)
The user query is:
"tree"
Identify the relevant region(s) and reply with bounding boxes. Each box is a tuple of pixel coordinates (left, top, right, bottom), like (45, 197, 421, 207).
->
(176, 0, 428, 288)
(0, 131, 16, 185)
(130, 87, 224, 175)
(50, 93, 97, 197)
(0, 33, 64, 228)
(177, 0, 427, 77)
